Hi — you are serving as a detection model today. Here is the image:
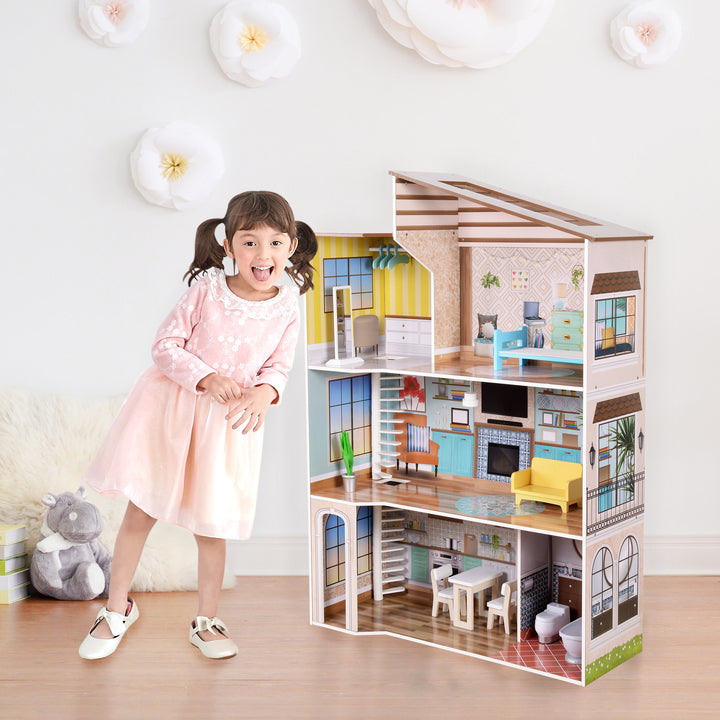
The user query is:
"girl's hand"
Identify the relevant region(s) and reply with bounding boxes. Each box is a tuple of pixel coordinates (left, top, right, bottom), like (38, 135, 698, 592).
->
(225, 384, 278, 434)
(196, 373, 243, 404)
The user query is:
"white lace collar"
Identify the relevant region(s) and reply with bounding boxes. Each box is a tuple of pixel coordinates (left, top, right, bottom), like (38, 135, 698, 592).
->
(204, 267, 298, 315)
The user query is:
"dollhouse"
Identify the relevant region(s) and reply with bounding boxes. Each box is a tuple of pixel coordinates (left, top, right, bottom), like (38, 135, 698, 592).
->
(305, 171, 649, 685)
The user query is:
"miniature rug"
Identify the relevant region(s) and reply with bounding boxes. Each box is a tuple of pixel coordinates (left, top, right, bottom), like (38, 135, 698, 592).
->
(455, 495, 545, 517)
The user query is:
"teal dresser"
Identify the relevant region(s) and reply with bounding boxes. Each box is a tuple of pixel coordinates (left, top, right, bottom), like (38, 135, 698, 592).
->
(550, 310, 584, 351)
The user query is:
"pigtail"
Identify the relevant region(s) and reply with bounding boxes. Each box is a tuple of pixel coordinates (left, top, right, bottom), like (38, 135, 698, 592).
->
(286, 220, 318, 295)
(183, 217, 226, 285)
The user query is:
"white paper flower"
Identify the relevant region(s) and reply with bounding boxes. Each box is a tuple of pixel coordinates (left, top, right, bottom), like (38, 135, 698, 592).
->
(367, 0, 554, 69)
(78, 0, 149, 47)
(130, 122, 225, 210)
(210, 1, 301, 87)
(610, 1, 682, 68)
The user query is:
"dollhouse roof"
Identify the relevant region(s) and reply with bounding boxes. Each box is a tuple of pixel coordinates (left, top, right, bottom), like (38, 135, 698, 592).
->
(390, 171, 653, 243)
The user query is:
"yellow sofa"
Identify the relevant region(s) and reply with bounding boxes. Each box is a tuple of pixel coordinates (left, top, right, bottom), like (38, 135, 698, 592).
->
(510, 457, 583, 513)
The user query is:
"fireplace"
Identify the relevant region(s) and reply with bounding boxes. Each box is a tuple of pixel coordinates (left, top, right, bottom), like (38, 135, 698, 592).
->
(476, 425, 533, 483)
(487, 442, 520, 478)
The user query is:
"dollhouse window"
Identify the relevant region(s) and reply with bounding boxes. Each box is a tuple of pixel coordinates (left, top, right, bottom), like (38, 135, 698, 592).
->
(618, 535, 639, 625)
(324, 508, 373, 588)
(323, 256, 374, 312)
(597, 415, 636, 514)
(594, 295, 636, 360)
(324, 514, 345, 587)
(328, 375, 372, 462)
(591, 547, 613, 639)
(357, 506, 373, 576)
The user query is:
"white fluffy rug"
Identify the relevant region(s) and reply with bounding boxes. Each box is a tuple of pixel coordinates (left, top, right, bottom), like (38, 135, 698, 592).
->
(0, 387, 234, 592)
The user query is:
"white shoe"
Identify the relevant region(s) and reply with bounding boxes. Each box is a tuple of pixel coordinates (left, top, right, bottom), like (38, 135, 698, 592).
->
(189, 616, 238, 659)
(78, 599, 139, 660)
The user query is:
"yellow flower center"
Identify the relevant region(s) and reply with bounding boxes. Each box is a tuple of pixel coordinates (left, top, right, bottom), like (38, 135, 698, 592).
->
(159, 152, 189, 182)
(239, 25, 268, 52)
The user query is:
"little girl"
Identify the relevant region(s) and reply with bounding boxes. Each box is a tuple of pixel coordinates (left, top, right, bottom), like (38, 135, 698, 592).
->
(79, 191, 316, 660)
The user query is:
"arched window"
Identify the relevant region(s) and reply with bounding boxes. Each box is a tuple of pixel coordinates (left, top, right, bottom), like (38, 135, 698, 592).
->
(618, 535, 639, 624)
(591, 547, 613, 639)
(324, 514, 345, 587)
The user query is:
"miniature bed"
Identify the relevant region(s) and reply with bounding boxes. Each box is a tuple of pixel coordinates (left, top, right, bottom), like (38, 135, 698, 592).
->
(493, 326, 583, 371)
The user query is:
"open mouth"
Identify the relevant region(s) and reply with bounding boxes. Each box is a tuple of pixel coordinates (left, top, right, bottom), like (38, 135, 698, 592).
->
(252, 265, 273, 283)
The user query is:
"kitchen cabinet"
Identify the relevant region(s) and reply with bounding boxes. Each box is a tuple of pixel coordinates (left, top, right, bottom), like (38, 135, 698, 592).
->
(410, 545, 429, 584)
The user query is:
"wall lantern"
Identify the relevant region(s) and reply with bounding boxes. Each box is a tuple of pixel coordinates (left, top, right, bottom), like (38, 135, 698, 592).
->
(638, 429, 644, 452)
(589, 443, 596, 468)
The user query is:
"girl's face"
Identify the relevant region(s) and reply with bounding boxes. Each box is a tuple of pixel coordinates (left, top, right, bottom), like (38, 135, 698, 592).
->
(223, 224, 298, 301)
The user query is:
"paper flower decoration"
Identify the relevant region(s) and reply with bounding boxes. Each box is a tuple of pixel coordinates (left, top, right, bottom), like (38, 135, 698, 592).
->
(78, 0, 149, 47)
(210, 1, 301, 87)
(130, 122, 225, 210)
(367, 0, 554, 69)
(610, 1, 682, 68)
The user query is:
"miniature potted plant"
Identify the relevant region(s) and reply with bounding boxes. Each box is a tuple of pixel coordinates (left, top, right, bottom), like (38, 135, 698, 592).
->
(340, 430, 356, 493)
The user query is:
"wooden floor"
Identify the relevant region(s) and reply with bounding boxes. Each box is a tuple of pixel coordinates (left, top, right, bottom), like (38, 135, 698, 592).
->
(325, 588, 517, 658)
(2, 576, 718, 720)
(312, 473, 583, 537)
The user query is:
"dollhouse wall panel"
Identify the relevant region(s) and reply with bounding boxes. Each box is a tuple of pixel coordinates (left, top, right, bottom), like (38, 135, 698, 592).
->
(395, 181, 459, 231)
(585, 240, 647, 392)
(396, 229, 459, 353)
(584, 520, 644, 681)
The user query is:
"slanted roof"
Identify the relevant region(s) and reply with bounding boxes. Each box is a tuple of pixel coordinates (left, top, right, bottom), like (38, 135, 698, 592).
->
(390, 170, 652, 243)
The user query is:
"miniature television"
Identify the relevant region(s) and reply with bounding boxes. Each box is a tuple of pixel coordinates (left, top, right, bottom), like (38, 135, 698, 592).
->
(481, 382, 528, 419)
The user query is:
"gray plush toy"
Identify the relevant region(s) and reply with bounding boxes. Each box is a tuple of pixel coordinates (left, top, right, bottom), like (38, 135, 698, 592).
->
(30, 487, 112, 601)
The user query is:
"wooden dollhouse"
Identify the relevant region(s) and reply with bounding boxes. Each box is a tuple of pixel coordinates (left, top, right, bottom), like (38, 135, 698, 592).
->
(305, 171, 650, 685)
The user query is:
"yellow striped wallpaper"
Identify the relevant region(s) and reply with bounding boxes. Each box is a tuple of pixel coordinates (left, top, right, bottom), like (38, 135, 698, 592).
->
(306, 236, 432, 346)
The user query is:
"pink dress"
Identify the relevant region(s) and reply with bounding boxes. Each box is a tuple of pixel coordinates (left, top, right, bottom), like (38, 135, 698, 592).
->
(85, 268, 300, 540)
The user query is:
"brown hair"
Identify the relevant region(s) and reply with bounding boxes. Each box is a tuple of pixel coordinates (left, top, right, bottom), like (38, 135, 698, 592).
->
(184, 191, 317, 294)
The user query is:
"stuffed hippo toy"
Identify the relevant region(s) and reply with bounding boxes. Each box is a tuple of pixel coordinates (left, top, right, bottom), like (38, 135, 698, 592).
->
(30, 487, 112, 600)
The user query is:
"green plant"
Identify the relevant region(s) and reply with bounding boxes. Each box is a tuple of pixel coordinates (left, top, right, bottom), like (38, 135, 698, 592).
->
(481, 271, 500, 289)
(491, 534, 500, 553)
(340, 430, 354, 476)
(610, 416, 636, 498)
(571, 266, 584, 291)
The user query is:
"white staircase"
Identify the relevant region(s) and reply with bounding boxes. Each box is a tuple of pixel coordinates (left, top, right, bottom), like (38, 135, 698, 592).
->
(373, 506, 407, 600)
(373, 373, 409, 484)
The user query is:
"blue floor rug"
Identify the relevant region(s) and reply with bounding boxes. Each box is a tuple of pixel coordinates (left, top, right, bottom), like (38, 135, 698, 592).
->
(455, 495, 545, 517)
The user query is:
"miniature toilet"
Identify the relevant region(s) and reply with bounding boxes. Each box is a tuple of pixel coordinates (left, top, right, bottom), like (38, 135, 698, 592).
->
(535, 603, 570, 644)
(559, 617, 582, 664)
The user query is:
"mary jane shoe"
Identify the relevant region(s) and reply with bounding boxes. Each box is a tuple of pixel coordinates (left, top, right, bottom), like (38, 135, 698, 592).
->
(78, 599, 139, 660)
(189, 616, 238, 659)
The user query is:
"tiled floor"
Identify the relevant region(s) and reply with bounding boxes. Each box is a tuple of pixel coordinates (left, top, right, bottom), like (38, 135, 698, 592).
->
(493, 637, 582, 682)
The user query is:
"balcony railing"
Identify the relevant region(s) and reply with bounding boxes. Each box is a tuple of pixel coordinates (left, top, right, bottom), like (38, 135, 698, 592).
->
(586, 470, 645, 535)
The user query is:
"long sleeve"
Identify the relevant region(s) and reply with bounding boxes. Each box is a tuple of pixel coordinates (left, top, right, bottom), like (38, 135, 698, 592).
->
(151, 281, 217, 394)
(252, 303, 300, 404)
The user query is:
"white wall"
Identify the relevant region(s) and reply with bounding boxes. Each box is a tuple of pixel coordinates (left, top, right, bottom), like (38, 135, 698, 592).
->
(2, 1, 718, 574)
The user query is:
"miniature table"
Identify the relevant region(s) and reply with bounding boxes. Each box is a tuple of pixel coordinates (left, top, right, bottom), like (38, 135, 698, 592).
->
(448, 566, 503, 631)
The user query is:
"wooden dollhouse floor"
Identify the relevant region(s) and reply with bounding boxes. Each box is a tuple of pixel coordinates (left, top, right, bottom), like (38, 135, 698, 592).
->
(312, 473, 583, 537)
(309, 349, 584, 390)
(325, 591, 581, 682)
(325, 588, 516, 659)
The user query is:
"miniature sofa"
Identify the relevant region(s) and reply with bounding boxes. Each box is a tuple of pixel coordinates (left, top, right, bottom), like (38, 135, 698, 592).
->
(510, 457, 583, 513)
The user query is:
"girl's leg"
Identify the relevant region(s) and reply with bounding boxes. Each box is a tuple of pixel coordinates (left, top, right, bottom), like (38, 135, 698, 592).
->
(194, 534, 226, 642)
(91, 501, 157, 639)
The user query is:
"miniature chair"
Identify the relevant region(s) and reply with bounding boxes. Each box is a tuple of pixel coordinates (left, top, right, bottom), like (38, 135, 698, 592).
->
(395, 412, 440, 477)
(353, 314, 380, 355)
(430, 564, 455, 618)
(486, 580, 517, 634)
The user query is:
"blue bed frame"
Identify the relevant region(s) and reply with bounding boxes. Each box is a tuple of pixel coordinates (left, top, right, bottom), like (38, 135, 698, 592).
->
(493, 326, 584, 371)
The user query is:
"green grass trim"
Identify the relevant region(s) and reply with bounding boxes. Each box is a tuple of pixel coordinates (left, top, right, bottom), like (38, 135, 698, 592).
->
(585, 634, 643, 684)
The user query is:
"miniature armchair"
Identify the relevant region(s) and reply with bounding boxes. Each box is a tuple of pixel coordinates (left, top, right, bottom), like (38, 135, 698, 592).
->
(486, 580, 517, 634)
(395, 412, 439, 476)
